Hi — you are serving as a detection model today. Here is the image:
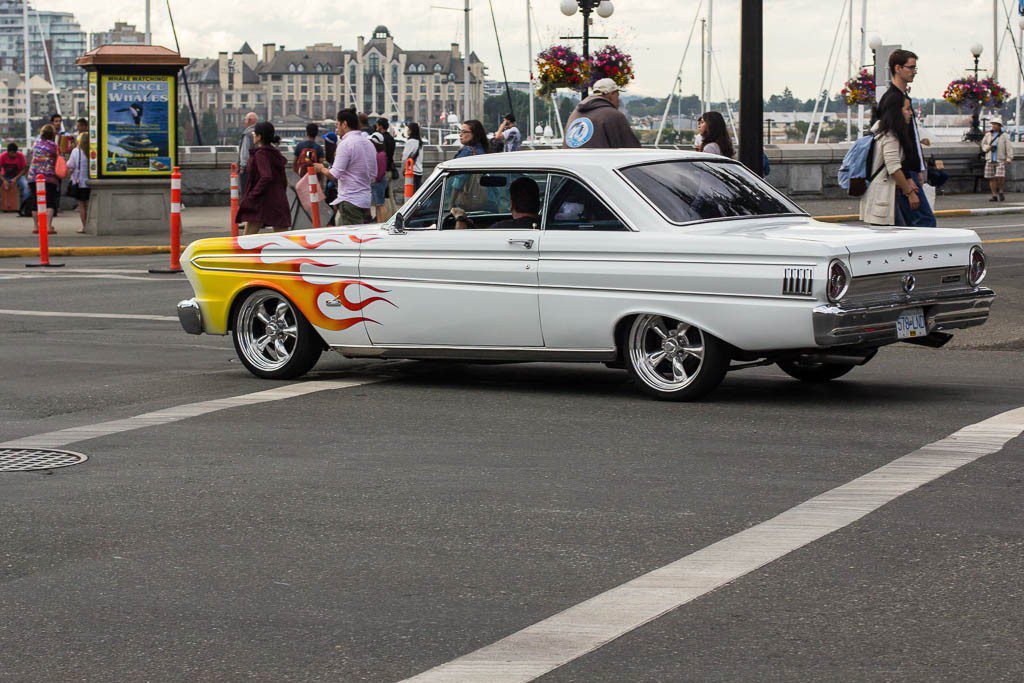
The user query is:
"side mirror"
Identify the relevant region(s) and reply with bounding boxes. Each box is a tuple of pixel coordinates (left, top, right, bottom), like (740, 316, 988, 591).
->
(390, 212, 406, 234)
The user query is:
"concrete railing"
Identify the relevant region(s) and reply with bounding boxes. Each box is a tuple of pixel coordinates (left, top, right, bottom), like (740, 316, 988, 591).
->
(178, 141, 1023, 207)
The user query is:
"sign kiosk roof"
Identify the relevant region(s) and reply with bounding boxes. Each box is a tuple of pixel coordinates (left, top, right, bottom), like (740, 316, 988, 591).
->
(76, 45, 189, 70)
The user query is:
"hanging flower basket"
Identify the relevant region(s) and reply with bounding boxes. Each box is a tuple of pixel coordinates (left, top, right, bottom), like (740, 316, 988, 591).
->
(943, 76, 1009, 107)
(841, 69, 875, 106)
(536, 45, 589, 97)
(588, 45, 635, 89)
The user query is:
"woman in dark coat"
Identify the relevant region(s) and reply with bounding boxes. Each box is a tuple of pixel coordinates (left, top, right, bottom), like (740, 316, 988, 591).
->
(236, 121, 291, 234)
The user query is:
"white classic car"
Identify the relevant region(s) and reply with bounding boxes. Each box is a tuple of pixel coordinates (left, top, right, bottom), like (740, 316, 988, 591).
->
(177, 149, 994, 400)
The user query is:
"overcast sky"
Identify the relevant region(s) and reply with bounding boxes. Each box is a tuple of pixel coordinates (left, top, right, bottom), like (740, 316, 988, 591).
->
(45, 0, 1024, 102)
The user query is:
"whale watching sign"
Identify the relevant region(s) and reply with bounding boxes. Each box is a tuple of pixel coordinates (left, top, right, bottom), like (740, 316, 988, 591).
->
(100, 74, 176, 176)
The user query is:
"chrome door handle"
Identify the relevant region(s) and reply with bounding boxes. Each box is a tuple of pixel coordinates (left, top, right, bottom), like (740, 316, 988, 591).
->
(508, 239, 534, 249)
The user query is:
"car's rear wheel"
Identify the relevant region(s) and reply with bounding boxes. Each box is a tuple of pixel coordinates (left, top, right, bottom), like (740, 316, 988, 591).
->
(625, 314, 729, 401)
(232, 289, 322, 379)
(776, 358, 856, 382)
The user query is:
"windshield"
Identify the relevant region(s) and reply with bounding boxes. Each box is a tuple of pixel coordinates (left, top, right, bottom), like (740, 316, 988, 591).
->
(620, 160, 804, 224)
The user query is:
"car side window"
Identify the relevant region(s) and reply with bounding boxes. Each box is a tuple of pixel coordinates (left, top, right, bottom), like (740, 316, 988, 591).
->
(403, 180, 444, 229)
(441, 172, 548, 230)
(545, 175, 629, 231)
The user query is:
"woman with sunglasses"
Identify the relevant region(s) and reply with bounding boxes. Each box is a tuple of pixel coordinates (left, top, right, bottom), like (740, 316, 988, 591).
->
(455, 119, 490, 158)
(449, 120, 492, 228)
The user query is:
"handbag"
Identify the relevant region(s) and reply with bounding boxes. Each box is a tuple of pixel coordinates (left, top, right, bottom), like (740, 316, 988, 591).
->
(452, 145, 488, 211)
(67, 181, 80, 200)
(454, 173, 488, 211)
(55, 155, 68, 180)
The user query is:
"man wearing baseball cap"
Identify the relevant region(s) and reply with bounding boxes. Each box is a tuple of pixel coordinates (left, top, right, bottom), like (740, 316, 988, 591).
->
(563, 78, 641, 150)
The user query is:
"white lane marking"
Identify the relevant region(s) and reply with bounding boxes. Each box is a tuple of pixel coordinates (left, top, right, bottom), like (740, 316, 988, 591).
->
(968, 224, 1024, 231)
(402, 406, 1024, 683)
(0, 378, 384, 449)
(0, 267, 152, 274)
(0, 309, 178, 322)
(0, 273, 178, 282)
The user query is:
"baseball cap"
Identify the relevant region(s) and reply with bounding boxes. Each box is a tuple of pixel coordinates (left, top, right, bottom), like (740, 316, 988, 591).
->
(592, 78, 623, 95)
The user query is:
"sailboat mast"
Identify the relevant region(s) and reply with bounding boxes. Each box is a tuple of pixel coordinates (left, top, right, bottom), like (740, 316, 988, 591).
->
(23, 0, 30, 144)
(464, 0, 471, 120)
(528, 0, 535, 141)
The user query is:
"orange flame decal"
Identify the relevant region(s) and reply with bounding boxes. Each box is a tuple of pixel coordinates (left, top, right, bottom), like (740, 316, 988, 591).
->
(231, 233, 395, 331)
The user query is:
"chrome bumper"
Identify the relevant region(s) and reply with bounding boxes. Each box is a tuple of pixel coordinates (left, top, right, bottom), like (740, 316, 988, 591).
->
(177, 298, 203, 335)
(813, 287, 995, 347)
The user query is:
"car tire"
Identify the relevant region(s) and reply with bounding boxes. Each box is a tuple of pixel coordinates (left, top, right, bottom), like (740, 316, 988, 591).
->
(776, 359, 856, 382)
(232, 289, 322, 379)
(624, 314, 729, 401)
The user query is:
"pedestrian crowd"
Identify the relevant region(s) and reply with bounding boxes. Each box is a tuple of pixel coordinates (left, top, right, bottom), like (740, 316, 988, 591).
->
(232, 75, 650, 234)
(7, 114, 93, 235)
(15, 47, 1012, 238)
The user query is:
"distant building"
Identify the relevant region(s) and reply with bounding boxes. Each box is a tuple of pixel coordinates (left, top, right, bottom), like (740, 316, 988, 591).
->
(0, 70, 67, 136)
(179, 25, 486, 142)
(0, 0, 87, 92)
(90, 21, 146, 50)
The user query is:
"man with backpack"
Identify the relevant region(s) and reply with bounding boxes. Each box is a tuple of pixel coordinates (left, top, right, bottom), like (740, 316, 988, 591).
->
(291, 123, 326, 225)
(879, 50, 935, 226)
(293, 123, 324, 178)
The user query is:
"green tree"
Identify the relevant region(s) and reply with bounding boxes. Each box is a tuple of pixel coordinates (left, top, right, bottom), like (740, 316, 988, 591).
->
(483, 92, 579, 137)
(199, 109, 218, 145)
(178, 105, 195, 145)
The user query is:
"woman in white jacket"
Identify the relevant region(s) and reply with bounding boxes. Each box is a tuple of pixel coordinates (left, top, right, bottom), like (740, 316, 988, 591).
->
(859, 93, 920, 225)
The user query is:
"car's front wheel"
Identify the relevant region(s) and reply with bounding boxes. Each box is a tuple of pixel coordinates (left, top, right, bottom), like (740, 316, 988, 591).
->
(232, 289, 322, 379)
(625, 315, 729, 401)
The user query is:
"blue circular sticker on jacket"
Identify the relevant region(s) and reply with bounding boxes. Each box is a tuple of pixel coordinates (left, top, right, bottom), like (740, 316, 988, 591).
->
(565, 117, 594, 148)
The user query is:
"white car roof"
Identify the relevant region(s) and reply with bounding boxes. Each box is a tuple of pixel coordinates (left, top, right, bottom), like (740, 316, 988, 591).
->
(438, 148, 723, 173)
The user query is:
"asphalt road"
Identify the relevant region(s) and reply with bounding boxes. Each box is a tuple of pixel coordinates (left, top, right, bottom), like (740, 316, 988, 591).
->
(0, 216, 1022, 682)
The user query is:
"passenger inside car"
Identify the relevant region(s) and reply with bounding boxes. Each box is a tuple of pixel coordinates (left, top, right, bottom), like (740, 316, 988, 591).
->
(448, 175, 542, 230)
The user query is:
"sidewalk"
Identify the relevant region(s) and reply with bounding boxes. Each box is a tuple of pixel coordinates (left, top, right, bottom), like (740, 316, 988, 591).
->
(0, 205, 230, 250)
(798, 192, 1024, 219)
(2, 193, 1023, 254)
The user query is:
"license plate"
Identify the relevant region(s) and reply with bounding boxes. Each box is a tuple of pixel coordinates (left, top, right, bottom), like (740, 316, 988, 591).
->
(896, 307, 928, 339)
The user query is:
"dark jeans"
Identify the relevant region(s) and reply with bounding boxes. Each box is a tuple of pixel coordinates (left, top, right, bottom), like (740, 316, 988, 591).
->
(338, 201, 372, 226)
(895, 174, 937, 227)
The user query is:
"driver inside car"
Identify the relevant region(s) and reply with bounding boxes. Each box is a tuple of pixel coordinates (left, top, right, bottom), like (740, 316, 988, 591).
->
(450, 176, 541, 230)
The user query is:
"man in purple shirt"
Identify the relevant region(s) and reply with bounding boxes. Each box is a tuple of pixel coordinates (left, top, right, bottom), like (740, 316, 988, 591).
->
(314, 109, 377, 225)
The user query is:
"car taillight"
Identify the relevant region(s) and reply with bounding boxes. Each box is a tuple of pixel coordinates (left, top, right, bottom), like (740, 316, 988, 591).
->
(827, 259, 850, 303)
(968, 246, 987, 286)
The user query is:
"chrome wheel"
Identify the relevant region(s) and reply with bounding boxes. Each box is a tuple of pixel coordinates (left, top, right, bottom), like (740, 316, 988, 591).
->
(628, 314, 706, 392)
(236, 291, 300, 373)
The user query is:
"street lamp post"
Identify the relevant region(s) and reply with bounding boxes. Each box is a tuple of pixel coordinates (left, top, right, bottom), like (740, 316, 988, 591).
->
(868, 34, 883, 96)
(1016, 18, 1024, 141)
(739, 0, 763, 175)
(968, 43, 985, 142)
(559, 0, 614, 100)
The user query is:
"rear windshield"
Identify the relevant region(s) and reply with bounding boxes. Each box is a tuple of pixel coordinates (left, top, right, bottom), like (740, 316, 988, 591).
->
(620, 160, 804, 224)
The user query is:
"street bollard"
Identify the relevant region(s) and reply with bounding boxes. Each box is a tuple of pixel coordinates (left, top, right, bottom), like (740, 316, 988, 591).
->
(229, 163, 239, 237)
(149, 167, 184, 274)
(25, 174, 63, 269)
(404, 157, 415, 201)
(307, 168, 321, 229)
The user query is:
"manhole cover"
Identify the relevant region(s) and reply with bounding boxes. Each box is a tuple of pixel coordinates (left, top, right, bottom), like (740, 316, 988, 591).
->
(0, 448, 88, 472)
